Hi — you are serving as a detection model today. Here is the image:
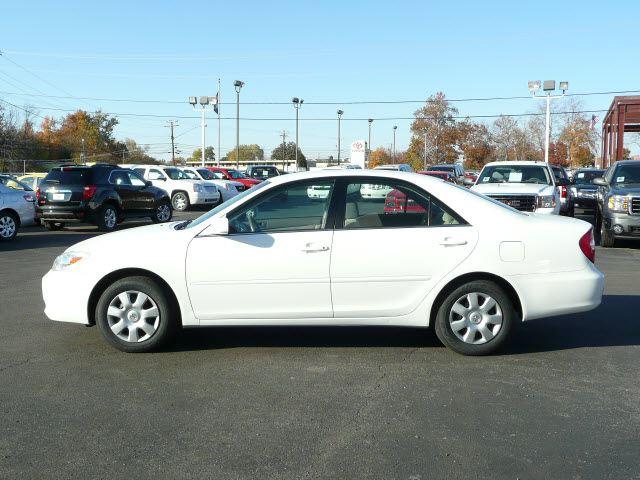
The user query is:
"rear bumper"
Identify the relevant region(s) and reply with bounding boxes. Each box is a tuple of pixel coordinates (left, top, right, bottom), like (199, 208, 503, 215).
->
(508, 263, 605, 321)
(36, 205, 90, 223)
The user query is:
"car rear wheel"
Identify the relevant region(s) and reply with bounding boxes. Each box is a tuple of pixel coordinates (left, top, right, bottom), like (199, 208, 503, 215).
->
(171, 192, 189, 212)
(97, 205, 118, 231)
(0, 212, 18, 241)
(434, 280, 515, 356)
(151, 200, 172, 223)
(95, 276, 178, 353)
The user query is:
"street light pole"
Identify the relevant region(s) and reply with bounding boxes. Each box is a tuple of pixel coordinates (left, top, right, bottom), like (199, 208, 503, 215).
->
(367, 118, 373, 165)
(234, 80, 244, 169)
(528, 80, 568, 164)
(200, 105, 206, 167)
(292, 98, 303, 172)
(337, 110, 343, 164)
(392, 125, 397, 164)
(423, 128, 428, 170)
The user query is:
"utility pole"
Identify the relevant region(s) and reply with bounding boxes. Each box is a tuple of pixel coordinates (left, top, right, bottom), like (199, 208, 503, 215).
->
(392, 125, 397, 164)
(217, 78, 221, 166)
(280, 130, 287, 170)
(423, 128, 428, 170)
(166, 120, 178, 165)
(368, 118, 373, 166)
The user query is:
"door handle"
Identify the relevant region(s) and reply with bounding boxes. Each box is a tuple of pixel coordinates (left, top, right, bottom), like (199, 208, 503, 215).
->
(439, 237, 467, 247)
(301, 243, 330, 253)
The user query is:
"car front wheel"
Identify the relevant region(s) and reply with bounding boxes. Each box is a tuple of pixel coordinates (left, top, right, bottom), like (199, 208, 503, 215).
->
(95, 276, 178, 353)
(171, 192, 189, 211)
(434, 280, 515, 356)
(0, 212, 18, 241)
(599, 217, 615, 248)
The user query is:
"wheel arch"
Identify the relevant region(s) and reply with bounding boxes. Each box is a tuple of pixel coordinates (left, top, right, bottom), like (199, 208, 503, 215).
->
(87, 268, 182, 327)
(0, 208, 20, 227)
(428, 272, 523, 326)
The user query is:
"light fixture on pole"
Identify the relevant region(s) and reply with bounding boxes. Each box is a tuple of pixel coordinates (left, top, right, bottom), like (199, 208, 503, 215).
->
(337, 109, 344, 164)
(292, 97, 303, 171)
(392, 125, 397, 164)
(528, 79, 569, 163)
(188, 95, 216, 167)
(234, 80, 244, 169)
(367, 118, 373, 165)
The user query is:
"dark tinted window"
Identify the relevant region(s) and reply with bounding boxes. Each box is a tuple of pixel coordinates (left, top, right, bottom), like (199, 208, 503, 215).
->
(572, 170, 605, 185)
(44, 168, 93, 185)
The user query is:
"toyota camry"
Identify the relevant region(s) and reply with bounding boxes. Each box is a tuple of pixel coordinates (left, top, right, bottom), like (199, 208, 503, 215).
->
(42, 170, 604, 355)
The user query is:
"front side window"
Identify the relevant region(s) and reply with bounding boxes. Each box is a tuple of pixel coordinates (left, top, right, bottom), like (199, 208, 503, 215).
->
(148, 168, 165, 180)
(478, 165, 552, 185)
(228, 180, 335, 234)
(182, 169, 199, 180)
(342, 181, 462, 229)
(197, 169, 215, 180)
(127, 171, 146, 186)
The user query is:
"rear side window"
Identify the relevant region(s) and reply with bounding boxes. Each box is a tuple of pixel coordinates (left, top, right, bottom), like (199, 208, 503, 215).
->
(44, 169, 93, 185)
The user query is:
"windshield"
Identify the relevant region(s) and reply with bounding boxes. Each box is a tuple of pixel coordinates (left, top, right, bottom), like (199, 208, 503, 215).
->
(249, 167, 278, 179)
(163, 168, 188, 180)
(431, 165, 455, 172)
(182, 169, 200, 180)
(612, 165, 640, 185)
(0, 175, 32, 191)
(186, 181, 270, 229)
(572, 170, 604, 185)
(478, 165, 552, 185)
(227, 169, 246, 179)
(197, 169, 216, 180)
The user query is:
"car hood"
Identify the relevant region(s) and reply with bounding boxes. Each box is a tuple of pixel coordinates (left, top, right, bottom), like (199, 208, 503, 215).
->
(472, 182, 555, 196)
(573, 184, 598, 191)
(610, 184, 640, 195)
(66, 222, 179, 254)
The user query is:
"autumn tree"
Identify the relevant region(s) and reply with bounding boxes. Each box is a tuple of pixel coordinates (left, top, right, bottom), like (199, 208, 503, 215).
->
(368, 147, 391, 168)
(558, 99, 599, 167)
(124, 138, 158, 164)
(457, 121, 493, 169)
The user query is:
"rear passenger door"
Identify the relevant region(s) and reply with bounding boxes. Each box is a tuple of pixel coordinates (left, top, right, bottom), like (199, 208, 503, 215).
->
(329, 177, 477, 318)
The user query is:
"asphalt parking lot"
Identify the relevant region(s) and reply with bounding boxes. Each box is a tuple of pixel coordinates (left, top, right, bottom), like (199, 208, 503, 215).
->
(1, 211, 639, 479)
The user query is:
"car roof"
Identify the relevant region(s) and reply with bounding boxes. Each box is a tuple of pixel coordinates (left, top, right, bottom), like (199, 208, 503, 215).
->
(482, 160, 551, 167)
(611, 160, 640, 165)
(263, 169, 442, 187)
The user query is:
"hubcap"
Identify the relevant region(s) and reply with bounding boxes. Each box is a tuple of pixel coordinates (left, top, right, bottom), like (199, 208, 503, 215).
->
(104, 208, 117, 228)
(0, 216, 16, 238)
(157, 204, 171, 221)
(173, 194, 186, 211)
(449, 292, 503, 345)
(106, 290, 160, 343)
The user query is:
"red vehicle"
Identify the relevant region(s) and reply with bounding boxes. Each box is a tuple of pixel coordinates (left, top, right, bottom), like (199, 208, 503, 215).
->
(205, 167, 261, 190)
(384, 189, 427, 214)
(417, 170, 456, 183)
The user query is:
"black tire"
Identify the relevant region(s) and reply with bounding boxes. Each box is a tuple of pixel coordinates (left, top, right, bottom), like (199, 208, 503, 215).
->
(0, 211, 18, 241)
(96, 204, 118, 232)
(214, 192, 224, 207)
(171, 192, 189, 212)
(434, 280, 515, 356)
(95, 276, 178, 353)
(151, 200, 173, 223)
(44, 221, 65, 231)
(599, 216, 615, 248)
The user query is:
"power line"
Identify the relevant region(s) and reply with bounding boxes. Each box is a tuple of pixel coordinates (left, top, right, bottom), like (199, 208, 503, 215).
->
(0, 89, 638, 106)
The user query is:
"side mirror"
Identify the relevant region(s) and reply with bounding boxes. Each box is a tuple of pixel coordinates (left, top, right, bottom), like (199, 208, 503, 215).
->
(592, 177, 607, 186)
(205, 216, 229, 235)
(463, 177, 474, 186)
(145, 181, 152, 187)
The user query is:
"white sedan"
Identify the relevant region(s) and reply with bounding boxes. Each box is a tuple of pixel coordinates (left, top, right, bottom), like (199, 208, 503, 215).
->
(42, 170, 604, 355)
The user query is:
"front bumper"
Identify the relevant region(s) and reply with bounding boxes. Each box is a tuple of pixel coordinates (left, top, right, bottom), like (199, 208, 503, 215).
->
(602, 213, 640, 239)
(189, 190, 220, 206)
(42, 269, 93, 325)
(509, 262, 605, 321)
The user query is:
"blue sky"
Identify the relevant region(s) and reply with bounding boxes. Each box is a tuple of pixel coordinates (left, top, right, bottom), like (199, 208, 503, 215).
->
(2, 0, 639, 161)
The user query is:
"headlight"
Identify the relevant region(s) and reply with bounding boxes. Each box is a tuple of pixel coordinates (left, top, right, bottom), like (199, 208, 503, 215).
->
(570, 187, 577, 196)
(536, 195, 556, 209)
(193, 183, 203, 192)
(607, 195, 629, 213)
(52, 251, 89, 271)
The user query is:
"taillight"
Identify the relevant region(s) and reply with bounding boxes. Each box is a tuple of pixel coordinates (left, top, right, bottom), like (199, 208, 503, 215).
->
(35, 187, 41, 201)
(561, 186, 567, 199)
(579, 229, 596, 263)
(83, 185, 97, 201)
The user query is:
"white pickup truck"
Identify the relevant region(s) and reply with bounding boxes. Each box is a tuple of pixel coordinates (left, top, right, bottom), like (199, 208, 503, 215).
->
(128, 165, 220, 211)
(471, 161, 560, 214)
(179, 166, 242, 203)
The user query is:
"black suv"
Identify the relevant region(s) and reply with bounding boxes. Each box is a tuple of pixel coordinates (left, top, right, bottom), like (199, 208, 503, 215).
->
(594, 160, 640, 247)
(36, 164, 172, 231)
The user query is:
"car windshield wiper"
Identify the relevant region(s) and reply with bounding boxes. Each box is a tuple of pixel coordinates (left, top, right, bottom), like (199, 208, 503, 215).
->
(174, 219, 193, 230)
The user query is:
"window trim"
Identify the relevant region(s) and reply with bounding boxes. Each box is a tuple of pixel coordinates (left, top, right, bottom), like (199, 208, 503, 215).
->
(333, 176, 468, 231)
(225, 178, 339, 235)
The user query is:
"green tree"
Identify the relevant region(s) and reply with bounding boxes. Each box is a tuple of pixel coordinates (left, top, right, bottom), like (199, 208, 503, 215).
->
(190, 146, 215, 163)
(226, 144, 264, 163)
(271, 141, 307, 169)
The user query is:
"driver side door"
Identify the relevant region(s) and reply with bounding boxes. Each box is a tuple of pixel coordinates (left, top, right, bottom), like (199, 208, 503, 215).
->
(185, 179, 337, 320)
